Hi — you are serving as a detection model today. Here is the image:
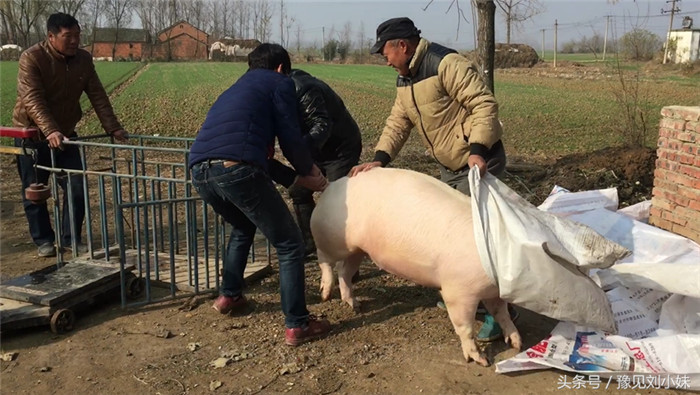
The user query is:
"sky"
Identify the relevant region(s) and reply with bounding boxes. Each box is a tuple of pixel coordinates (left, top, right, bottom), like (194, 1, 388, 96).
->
(280, 0, 700, 50)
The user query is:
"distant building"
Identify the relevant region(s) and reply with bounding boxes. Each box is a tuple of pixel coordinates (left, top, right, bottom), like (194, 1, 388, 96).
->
(86, 28, 150, 61)
(667, 17, 700, 64)
(209, 38, 261, 61)
(150, 20, 209, 61)
(85, 21, 209, 61)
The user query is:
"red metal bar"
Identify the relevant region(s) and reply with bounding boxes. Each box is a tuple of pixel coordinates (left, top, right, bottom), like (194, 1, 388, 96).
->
(0, 126, 40, 139)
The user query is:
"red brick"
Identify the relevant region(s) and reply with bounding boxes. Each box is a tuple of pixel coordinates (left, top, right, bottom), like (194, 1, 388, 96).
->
(677, 152, 696, 165)
(649, 206, 663, 218)
(679, 164, 700, 179)
(659, 189, 690, 206)
(662, 210, 688, 226)
(678, 132, 698, 143)
(651, 196, 675, 211)
(672, 224, 700, 244)
(677, 185, 700, 201)
(686, 121, 700, 133)
(659, 118, 687, 130)
(653, 178, 678, 193)
(690, 199, 700, 211)
(662, 106, 700, 122)
(676, 206, 700, 229)
(657, 128, 678, 139)
(649, 215, 673, 231)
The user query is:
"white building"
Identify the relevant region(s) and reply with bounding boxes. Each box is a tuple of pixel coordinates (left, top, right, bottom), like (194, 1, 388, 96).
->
(667, 17, 700, 64)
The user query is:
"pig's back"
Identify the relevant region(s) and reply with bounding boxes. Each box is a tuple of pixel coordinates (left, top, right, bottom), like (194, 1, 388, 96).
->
(314, 168, 476, 279)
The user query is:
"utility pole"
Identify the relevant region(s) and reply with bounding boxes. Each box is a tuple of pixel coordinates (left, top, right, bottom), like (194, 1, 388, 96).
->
(553, 19, 558, 69)
(603, 15, 610, 61)
(662, 0, 681, 64)
(540, 29, 545, 60)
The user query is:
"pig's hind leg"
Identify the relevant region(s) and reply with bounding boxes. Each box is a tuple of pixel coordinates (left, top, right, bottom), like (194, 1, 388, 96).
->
(336, 252, 363, 311)
(441, 289, 489, 366)
(481, 298, 522, 350)
(318, 249, 337, 302)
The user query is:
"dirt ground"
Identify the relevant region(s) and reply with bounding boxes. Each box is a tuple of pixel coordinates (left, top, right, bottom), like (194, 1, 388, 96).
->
(0, 139, 687, 395)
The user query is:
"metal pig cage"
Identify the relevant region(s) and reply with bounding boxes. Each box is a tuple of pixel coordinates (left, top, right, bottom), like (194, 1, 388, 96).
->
(3, 132, 271, 311)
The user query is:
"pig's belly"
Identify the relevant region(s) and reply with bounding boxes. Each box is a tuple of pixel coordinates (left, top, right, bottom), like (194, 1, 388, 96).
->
(366, 252, 443, 289)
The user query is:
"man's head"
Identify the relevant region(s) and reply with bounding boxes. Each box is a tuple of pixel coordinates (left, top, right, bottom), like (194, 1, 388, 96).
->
(248, 43, 291, 74)
(370, 17, 421, 76)
(47, 13, 80, 57)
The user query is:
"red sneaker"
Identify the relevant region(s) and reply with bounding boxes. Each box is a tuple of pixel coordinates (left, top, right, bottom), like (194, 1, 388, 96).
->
(285, 316, 331, 346)
(212, 295, 248, 314)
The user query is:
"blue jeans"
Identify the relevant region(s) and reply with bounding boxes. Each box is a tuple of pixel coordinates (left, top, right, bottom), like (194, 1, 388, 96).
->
(191, 161, 309, 328)
(15, 138, 85, 246)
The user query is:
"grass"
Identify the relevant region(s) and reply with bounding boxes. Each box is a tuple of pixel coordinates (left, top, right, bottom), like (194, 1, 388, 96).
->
(2, 60, 698, 163)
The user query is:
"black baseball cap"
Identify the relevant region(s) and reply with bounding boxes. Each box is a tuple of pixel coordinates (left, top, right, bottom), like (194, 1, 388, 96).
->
(370, 17, 421, 54)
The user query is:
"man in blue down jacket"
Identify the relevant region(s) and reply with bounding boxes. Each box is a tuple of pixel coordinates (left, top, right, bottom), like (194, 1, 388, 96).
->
(189, 44, 331, 346)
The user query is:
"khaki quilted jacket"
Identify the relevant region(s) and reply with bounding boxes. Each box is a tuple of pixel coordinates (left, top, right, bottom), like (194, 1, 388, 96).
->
(376, 38, 502, 171)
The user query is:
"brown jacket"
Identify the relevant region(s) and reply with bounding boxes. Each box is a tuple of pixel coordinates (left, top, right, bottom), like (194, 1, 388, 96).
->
(375, 39, 502, 172)
(12, 40, 122, 138)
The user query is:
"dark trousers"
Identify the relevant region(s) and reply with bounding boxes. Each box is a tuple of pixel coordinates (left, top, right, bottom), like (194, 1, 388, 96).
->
(15, 139, 85, 246)
(439, 140, 507, 196)
(191, 161, 309, 328)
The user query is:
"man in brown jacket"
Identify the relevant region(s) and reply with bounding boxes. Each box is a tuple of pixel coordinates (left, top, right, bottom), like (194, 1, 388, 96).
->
(13, 12, 128, 257)
(350, 17, 512, 342)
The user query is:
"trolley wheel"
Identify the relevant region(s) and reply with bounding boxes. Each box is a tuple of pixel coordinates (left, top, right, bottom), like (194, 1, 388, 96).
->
(126, 276, 144, 300)
(50, 309, 75, 334)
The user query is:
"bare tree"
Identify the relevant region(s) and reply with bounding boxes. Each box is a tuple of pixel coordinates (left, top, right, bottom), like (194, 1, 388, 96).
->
(294, 21, 302, 55)
(494, 0, 543, 44)
(252, 0, 272, 42)
(50, 0, 87, 16)
(86, 0, 103, 54)
(0, 0, 51, 48)
(104, 0, 133, 59)
(235, 0, 250, 39)
(356, 20, 366, 63)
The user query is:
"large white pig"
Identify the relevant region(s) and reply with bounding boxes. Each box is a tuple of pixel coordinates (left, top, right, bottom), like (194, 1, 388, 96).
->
(311, 167, 521, 366)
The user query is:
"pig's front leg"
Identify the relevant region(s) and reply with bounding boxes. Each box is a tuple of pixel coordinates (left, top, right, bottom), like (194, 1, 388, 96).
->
(482, 298, 522, 350)
(337, 252, 363, 311)
(441, 288, 489, 366)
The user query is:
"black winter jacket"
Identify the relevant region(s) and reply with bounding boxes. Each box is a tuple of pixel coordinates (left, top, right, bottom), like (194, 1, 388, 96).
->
(289, 69, 362, 163)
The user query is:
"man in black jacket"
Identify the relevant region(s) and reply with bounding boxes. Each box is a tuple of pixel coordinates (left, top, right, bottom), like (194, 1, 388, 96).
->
(287, 69, 362, 256)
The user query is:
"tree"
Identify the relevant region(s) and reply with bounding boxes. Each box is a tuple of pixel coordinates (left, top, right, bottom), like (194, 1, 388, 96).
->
(0, 0, 51, 48)
(104, 0, 133, 60)
(251, 0, 272, 41)
(50, 0, 87, 16)
(619, 28, 661, 61)
(494, 0, 543, 44)
(475, 0, 496, 93)
(337, 21, 352, 62)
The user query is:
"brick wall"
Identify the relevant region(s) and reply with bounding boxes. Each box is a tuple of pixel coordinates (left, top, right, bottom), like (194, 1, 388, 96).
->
(649, 106, 700, 243)
(88, 42, 144, 60)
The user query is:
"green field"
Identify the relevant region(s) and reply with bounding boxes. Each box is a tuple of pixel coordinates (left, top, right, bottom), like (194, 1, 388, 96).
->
(1, 60, 698, 162)
(0, 61, 142, 127)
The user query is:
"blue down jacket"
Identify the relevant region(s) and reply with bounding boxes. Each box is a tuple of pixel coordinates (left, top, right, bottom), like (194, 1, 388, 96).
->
(189, 68, 313, 176)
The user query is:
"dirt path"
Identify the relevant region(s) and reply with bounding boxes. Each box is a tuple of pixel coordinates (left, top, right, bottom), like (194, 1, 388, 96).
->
(1, 143, 688, 394)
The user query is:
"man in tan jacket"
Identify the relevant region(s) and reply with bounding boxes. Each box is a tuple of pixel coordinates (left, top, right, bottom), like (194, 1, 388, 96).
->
(350, 17, 512, 342)
(13, 12, 128, 257)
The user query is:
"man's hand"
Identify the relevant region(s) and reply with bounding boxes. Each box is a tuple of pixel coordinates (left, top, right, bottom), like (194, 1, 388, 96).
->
(348, 161, 382, 177)
(468, 154, 487, 177)
(295, 164, 329, 192)
(112, 129, 129, 143)
(46, 131, 66, 149)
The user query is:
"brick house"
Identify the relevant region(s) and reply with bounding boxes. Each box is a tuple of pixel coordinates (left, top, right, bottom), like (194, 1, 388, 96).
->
(149, 20, 209, 61)
(85, 21, 209, 61)
(86, 28, 150, 60)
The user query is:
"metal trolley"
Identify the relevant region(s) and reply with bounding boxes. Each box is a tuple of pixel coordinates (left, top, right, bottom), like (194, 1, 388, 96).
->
(0, 127, 271, 333)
